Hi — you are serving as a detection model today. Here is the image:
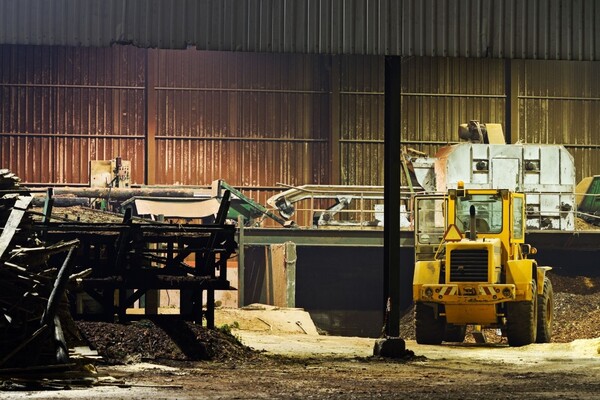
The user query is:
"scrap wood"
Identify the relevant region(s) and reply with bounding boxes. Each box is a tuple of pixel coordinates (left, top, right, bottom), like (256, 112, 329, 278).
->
(0, 324, 49, 368)
(8, 239, 79, 266)
(0, 364, 103, 391)
(0, 362, 75, 376)
(0, 171, 85, 371)
(0, 195, 33, 259)
(0, 368, 181, 391)
(107, 383, 184, 389)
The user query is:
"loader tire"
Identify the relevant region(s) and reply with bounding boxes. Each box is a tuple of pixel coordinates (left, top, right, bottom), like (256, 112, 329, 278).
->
(506, 280, 537, 347)
(415, 302, 444, 345)
(536, 277, 554, 343)
(443, 324, 467, 343)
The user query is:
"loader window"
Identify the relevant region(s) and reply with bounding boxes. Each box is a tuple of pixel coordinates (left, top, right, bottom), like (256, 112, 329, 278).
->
(512, 197, 524, 240)
(455, 194, 503, 234)
(416, 197, 446, 244)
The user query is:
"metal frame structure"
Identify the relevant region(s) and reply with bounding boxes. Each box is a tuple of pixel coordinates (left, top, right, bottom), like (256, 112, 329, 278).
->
(31, 191, 237, 328)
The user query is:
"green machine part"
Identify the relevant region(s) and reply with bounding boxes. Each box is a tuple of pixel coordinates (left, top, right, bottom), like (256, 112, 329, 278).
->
(576, 175, 600, 223)
(213, 180, 289, 227)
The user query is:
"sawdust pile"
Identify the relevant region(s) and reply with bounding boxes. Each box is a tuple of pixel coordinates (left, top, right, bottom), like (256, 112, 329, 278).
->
(576, 217, 600, 230)
(400, 272, 600, 343)
(76, 320, 257, 365)
(551, 274, 600, 342)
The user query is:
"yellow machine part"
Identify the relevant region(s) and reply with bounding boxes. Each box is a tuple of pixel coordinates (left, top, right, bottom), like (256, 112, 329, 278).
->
(412, 260, 442, 300)
(505, 259, 535, 300)
(445, 304, 498, 325)
(575, 176, 594, 207)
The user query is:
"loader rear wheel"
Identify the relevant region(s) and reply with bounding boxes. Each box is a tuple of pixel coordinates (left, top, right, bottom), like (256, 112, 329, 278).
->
(506, 280, 537, 347)
(443, 324, 466, 343)
(415, 303, 444, 345)
(536, 277, 554, 343)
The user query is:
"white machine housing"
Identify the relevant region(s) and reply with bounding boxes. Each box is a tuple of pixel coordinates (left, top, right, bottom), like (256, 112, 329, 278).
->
(412, 143, 576, 231)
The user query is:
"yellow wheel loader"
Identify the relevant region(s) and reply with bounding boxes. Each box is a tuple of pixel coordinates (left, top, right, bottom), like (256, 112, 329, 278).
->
(412, 182, 554, 346)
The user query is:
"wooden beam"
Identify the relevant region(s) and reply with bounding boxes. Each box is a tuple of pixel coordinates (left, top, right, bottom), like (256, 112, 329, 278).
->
(0, 196, 33, 259)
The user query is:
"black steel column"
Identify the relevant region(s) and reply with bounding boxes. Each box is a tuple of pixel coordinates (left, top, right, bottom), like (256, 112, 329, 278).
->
(383, 56, 402, 337)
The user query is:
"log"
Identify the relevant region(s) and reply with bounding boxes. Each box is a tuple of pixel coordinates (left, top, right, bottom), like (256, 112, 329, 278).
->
(50, 186, 212, 200)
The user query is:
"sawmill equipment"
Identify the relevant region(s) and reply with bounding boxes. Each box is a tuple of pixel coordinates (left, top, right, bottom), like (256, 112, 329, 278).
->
(408, 122, 576, 231)
(576, 175, 600, 226)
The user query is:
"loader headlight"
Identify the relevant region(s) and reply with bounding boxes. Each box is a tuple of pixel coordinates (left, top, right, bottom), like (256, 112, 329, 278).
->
(425, 288, 434, 297)
(502, 288, 512, 297)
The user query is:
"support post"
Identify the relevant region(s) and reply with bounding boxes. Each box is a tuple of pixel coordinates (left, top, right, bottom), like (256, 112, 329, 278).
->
(237, 216, 245, 307)
(383, 56, 402, 338)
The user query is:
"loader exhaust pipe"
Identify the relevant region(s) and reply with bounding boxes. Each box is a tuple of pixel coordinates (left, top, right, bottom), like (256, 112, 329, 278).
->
(469, 205, 477, 241)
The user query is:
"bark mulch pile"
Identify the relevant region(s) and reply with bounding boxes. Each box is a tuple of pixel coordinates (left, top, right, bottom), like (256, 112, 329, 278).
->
(75, 319, 258, 365)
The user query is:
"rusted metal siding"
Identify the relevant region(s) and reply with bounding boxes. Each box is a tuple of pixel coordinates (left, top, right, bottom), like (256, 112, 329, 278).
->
(151, 50, 331, 189)
(0, 45, 146, 184)
(401, 57, 506, 157)
(1, 0, 600, 61)
(339, 56, 506, 186)
(517, 60, 600, 181)
(1, 46, 598, 193)
(339, 55, 384, 185)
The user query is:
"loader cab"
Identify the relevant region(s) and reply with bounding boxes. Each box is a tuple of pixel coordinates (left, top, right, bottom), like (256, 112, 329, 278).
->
(414, 195, 447, 261)
(447, 183, 527, 262)
(414, 183, 527, 263)
(453, 193, 503, 235)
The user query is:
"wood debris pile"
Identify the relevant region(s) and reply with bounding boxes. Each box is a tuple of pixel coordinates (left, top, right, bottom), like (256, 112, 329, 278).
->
(0, 169, 79, 370)
(76, 319, 258, 365)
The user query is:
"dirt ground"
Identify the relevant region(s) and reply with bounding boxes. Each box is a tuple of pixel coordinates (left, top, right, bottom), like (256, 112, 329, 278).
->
(5, 335, 600, 400)
(3, 279, 600, 400)
(3, 208, 598, 399)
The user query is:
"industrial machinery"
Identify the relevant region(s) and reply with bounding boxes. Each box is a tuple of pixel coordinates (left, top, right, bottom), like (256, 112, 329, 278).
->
(266, 184, 413, 228)
(412, 182, 554, 346)
(576, 175, 600, 226)
(410, 121, 576, 231)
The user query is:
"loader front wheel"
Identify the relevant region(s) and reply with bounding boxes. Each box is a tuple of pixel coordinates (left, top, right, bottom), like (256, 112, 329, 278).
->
(506, 280, 537, 347)
(536, 277, 554, 343)
(415, 302, 444, 345)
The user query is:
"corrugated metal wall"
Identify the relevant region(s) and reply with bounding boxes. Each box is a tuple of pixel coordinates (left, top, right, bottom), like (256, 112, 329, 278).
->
(151, 50, 330, 188)
(2, 0, 600, 61)
(148, 50, 331, 216)
(339, 56, 507, 186)
(517, 60, 600, 180)
(0, 45, 146, 184)
(1, 45, 598, 194)
(402, 57, 506, 156)
(339, 56, 599, 184)
(339, 55, 384, 185)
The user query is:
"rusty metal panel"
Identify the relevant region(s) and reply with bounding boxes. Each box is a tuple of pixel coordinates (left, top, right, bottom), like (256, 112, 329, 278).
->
(151, 50, 331, 189)
(339, 55, 384, 185)
(0, 45, 146, 184)
(1, 0, 600, 60)
(401, 57, 506, 150)
(339, 56, 506, 186)
(517, 60, 600, 182)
